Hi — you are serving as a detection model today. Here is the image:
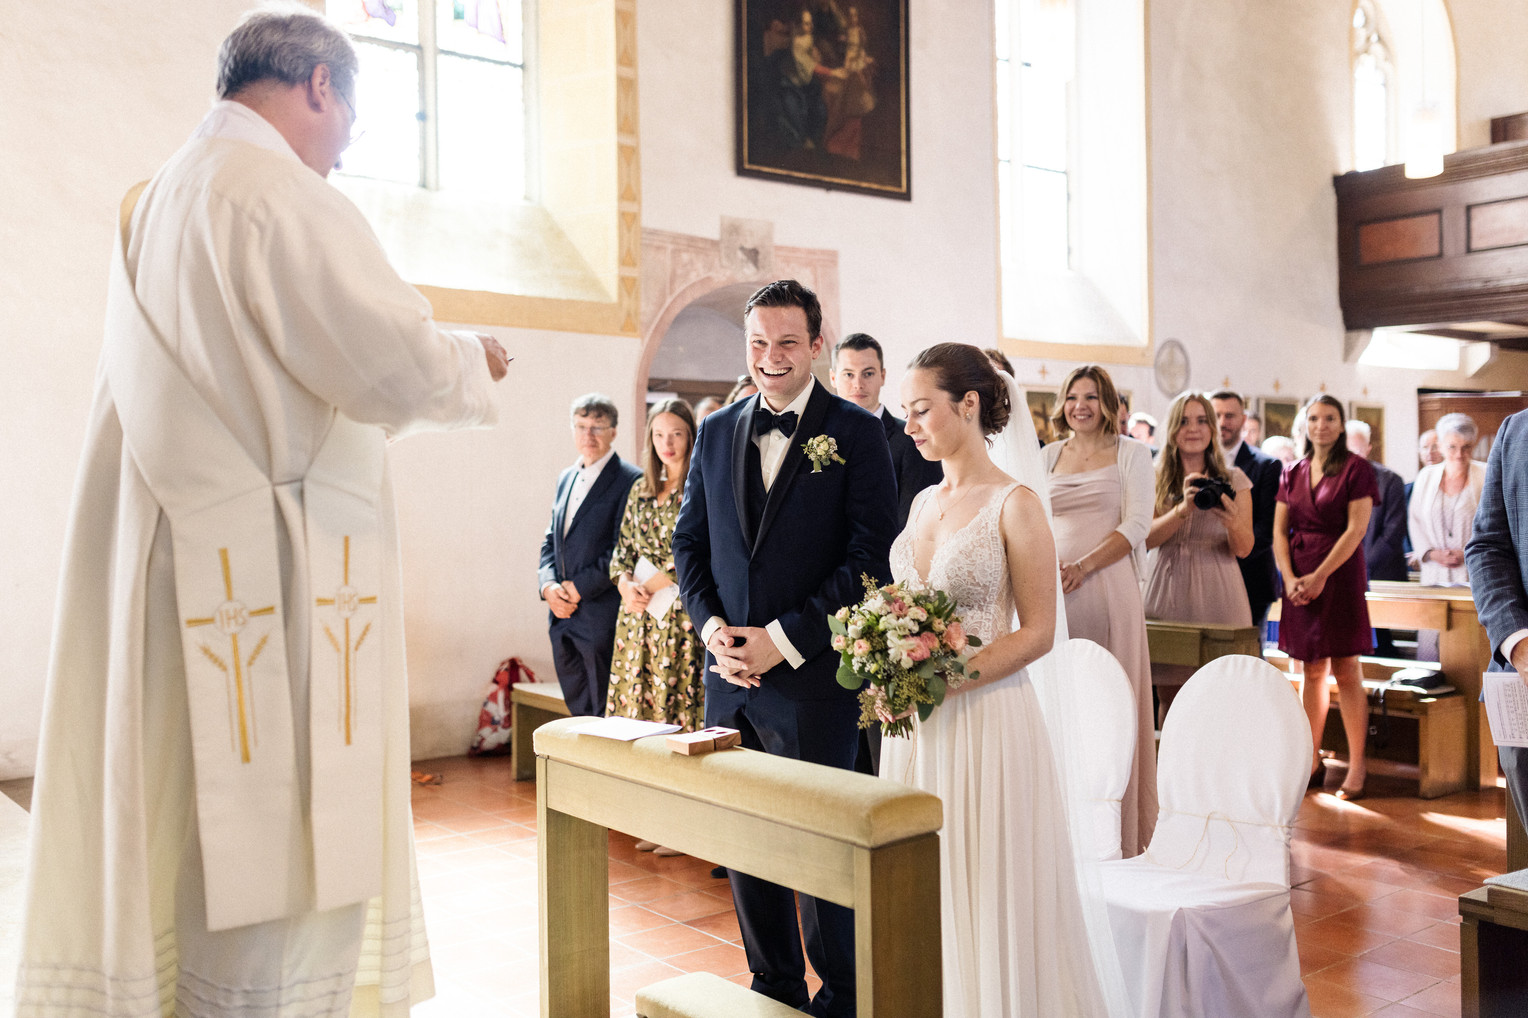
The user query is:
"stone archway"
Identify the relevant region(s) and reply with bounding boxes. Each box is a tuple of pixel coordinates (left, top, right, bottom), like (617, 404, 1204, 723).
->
(634, 221, 840, 413)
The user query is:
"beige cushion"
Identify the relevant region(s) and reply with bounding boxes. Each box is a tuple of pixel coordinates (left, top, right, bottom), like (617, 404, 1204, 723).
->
(533, 715, 940, 849)
(636, 973, 802, 1018)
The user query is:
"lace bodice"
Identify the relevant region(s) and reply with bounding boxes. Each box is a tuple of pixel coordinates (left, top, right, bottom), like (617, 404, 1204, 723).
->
(891, 483, 1019, 646)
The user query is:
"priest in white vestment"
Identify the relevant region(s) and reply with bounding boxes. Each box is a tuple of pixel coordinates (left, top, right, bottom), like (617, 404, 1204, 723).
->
(15, 9, 508, 1017)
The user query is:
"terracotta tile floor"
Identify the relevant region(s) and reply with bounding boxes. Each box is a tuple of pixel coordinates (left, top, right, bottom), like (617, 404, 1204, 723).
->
(407, 754, 1504, 1018)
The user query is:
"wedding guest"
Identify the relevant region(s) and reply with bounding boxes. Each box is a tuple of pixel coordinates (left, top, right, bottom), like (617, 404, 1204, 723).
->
(1410, 414, 1485, 659)
(1144, 392, 1254, 723)
(983, 347, 1015, 377)
(1044, 364, 1157, 856)
(1275, 395, 1376, 799)
(832, 332, 942, 529)
(609, 400, 703, 857)
(1346, 420, 1407, 655)
(694, 395, 723, 422)
(725, 374, 759, 405)
(1118, 391, 1133, 434)
(1243, 413, 1263, 446)
(1127, 411, 1157, 445)
(1210, 389, 1282, 630)
(1262, 435, 1297, 467)
(1404, 428, 1444, 555)
(831, 332, 940, 776)
(1410, 414, 1484, 586)
(538, 394, 642, 716)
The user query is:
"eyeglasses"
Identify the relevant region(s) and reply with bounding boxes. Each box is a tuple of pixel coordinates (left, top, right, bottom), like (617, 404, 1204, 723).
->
(336, 88, 365, 149)
(572, 424, 612, 437)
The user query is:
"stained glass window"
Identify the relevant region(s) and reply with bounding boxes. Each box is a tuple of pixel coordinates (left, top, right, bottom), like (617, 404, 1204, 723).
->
(327, 0, 527, 198)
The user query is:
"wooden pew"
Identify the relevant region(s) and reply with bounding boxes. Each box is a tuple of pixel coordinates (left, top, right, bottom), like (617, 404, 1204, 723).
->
(1145, 620, 1262, 668)
(533, 716, 944, 1018)
(511, 681, 571, 780)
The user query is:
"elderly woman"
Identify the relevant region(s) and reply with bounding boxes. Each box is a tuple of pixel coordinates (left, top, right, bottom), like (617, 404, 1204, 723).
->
(1143, 392, 1254, 723)
(1044, 364, 1156, 856)
(1409, 413, 1485, 587)
(1262, 435, 1297, 467)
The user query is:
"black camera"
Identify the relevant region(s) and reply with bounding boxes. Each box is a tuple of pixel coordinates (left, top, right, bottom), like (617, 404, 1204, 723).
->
(1190, 476, 1234, 510)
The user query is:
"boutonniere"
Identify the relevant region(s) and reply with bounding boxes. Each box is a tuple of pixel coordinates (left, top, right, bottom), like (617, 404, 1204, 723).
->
(803, 434, 846, 473)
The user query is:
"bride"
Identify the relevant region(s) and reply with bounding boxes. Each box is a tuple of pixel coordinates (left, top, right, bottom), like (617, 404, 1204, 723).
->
(878, 343, 1121, 1016)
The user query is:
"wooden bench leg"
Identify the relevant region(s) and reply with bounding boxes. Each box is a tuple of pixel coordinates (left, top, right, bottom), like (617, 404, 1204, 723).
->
(538, 756, 609, 1018)
(514, 705, 549, 781)
(854, 834, 942, 1017)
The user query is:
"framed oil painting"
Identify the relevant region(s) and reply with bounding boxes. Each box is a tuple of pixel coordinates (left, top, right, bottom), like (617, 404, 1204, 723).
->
(1026, 389, 1058, 444)
(1349, 402, 1385, 463)
(736, 0, 911, 199)
(1259, 397, 1299, 441)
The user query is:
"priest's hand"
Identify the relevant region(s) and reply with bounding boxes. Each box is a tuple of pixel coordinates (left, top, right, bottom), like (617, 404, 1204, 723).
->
(477, 334, 510, 381)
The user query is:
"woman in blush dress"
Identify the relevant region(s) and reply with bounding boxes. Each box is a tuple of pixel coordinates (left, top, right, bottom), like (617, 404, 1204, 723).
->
(1042, 365, 1156, 856)
(1143, 392, 1254, 724)
(1275, 395, 1376, 800)
(879, 343, 1117, 1017)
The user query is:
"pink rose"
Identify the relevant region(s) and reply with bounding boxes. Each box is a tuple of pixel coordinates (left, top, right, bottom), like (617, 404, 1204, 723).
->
(832, 634, 847, 651)
(889, 599, 908, 617)
(943, 622, 968, 653)
(908, 640, 931, 662)
(920, 631, 941, 653)
(853, 639, 872, 657)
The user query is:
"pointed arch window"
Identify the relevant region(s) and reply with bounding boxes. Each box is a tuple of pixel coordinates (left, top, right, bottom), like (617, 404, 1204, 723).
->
(1352, 0, 1395, 171)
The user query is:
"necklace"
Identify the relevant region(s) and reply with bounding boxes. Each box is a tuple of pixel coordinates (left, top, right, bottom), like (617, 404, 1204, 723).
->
(935, 484, 974, 521)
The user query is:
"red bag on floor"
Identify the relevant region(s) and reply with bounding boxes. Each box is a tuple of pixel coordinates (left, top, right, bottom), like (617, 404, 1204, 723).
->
(467, 657, 536, 756)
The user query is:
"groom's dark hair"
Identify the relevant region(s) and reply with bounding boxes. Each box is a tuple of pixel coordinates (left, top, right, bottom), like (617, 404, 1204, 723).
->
(744, 279, 823, 340)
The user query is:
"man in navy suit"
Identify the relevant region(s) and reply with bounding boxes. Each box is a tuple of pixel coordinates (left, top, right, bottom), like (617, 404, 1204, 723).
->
(1211, 391, 1283, 628)
(1466, 410, 1528, 825)
(829, 332, 939, 777)
(674, 281, 898, 1017)
(1348, 420, 1408, 654)
(538, 393, 642, 716)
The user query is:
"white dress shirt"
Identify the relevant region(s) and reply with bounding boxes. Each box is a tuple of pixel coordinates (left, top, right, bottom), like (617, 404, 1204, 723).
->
(702, 380, 818, 670)
(563, 448, 616, 536)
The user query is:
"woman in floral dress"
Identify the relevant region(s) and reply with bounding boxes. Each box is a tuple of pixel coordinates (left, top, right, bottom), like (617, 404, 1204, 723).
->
(606, 398, 705, 729)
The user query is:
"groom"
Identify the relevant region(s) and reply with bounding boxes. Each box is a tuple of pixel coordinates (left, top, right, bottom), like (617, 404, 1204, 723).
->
(673, 279, 898, 1017)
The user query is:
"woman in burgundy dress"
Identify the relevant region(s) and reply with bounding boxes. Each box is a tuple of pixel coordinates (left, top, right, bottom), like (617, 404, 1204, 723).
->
(1274, 395, 1377, 800)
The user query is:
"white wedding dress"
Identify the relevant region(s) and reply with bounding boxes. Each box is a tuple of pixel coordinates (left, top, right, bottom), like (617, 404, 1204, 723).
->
(880, 482, 1111, 1017)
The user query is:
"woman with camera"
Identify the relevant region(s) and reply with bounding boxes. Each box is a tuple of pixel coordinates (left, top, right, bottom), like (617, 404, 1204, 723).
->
(1143, 392, 1255, 723)
(1275, 395, 1377, 800)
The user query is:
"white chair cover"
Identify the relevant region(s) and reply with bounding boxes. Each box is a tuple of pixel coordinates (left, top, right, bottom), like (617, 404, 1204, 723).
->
(1100, 655, 1313, 1018)
(1039, 638, 1136, 862)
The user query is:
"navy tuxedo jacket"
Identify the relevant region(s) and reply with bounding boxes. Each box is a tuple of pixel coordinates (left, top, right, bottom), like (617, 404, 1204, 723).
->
(882, 410, 943, 530)
(673, 384, 898, 700)
(1364, 461, 1410, 582)
(1234, 441, 1283, 607)
(1466, 410, 1528, 663)
(537, 453, 642, 623)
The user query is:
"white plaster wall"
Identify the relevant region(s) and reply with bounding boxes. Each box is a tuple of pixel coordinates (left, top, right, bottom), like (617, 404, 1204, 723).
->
(1450, 0, 1528, 148)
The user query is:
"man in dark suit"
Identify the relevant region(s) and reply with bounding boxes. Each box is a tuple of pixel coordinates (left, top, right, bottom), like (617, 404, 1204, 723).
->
(1348, 420, 1408, 655)
(829, 332, 939, 776)
(1465, 410, 1528, 824)
(538, 393, 642, 716)
(1211, 390, 1282, 628)
(674, 281, 898, 1017)
(830, 332, 943, 530)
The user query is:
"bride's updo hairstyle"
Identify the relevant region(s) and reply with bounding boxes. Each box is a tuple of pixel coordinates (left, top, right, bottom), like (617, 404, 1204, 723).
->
(909, 343, 1012, 436)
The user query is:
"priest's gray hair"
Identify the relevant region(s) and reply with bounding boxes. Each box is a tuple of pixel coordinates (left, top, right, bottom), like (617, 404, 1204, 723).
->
(216, 4, 358, 102)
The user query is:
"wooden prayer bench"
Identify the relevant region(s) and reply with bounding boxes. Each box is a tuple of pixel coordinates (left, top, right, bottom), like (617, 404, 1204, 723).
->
(510, 681, 570, 780)
(1461, 882, 1528, 1017)
(1145, 620, 1263, 668)
(637, 972, 803, 1018)
(1263, 649, 1466, 798)
(533, 715, 945, 1018)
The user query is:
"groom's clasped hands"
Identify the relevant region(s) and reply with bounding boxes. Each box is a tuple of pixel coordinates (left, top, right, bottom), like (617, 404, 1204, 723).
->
(707, 625, 785, 688)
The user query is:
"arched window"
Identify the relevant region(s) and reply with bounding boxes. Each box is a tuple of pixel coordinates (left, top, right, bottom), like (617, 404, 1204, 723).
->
(327, 0, 529, 198)
(1352, 0, 1395, 171)
(994, 0, 1147, 354)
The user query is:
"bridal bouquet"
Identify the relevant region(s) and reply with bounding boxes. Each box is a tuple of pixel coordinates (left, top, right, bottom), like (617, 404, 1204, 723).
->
(830, 575, 982, 738)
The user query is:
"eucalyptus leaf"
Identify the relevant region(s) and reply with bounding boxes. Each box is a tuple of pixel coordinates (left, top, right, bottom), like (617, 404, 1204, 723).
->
(917, 700, 935, 722)
(828, 615, 847, 636)
(837, 663, 863, 690)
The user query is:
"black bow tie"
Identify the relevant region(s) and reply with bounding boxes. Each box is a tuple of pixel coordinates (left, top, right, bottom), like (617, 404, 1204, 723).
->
(753, 406, 799, 438)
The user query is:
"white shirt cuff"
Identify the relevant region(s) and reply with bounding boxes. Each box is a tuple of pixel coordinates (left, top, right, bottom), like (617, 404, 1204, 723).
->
(766, 619, 805, 669)
(541, 582, 560, 600)
(1502, 629, 1528, 669)
(702, 616, 725, 646)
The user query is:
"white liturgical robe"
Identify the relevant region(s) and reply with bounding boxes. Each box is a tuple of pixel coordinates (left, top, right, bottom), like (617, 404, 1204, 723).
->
(16, 101, 497, 1017)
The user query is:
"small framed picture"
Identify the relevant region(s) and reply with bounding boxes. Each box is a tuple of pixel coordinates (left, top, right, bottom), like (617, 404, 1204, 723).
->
(1349, 402, 1385, 463)
(1026, 389, 1058, 443)
(1259, 397, 1300, 440)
